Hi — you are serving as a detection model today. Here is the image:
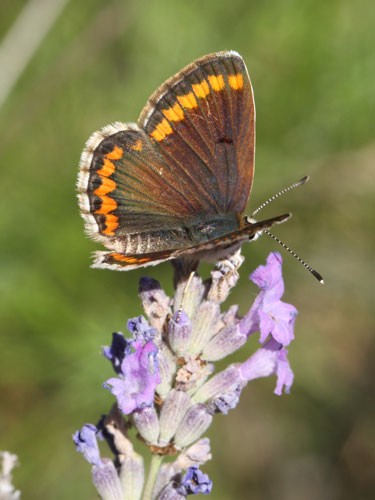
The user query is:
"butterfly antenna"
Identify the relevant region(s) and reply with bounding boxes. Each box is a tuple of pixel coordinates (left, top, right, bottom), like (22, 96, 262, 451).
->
(251, 176, 309, 217)
(264, 229, 324, 284)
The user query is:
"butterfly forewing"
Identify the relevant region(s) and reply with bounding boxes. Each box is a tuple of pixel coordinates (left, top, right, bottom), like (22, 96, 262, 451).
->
(139, 51, 255, 215)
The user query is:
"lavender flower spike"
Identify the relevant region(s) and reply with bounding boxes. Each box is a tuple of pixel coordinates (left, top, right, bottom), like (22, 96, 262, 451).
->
(75, 251, 303, 498)
(240, 252, 298, 346)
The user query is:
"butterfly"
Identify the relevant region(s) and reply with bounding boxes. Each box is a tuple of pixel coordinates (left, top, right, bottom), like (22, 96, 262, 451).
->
(77, 50, 290, 271)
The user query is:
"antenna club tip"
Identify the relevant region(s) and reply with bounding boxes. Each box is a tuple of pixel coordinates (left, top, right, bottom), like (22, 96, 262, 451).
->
(301, 175, 310, 184)
(311, 269, 324, 283)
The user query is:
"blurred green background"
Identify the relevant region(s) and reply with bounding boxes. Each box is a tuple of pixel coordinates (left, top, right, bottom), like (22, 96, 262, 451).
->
(0, 0, 373, 498)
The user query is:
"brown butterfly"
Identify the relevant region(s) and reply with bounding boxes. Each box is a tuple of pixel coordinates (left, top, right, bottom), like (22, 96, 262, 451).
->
(77, 51, 290, 271)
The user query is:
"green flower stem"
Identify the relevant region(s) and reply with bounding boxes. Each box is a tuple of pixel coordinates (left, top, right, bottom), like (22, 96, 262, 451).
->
(142, 454, 164, 500)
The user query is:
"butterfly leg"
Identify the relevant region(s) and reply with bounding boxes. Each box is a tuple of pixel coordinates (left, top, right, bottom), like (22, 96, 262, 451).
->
(175, 271, 196, 321)
(216, 248, 245, 272)
(206, 249, 245, 303)
(172, 257, 204, 321)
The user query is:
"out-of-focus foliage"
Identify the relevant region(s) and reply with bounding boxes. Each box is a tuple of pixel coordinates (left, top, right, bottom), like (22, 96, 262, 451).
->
(0, 0, 373, 499)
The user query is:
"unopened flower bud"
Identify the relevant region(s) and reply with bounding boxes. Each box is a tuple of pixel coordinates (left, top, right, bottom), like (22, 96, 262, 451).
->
(202, 323, 247, 361)
(157, 344, 176, 398)
(168, 311, 191, 355)
(157, 484, 185, 500)
(173, 273, 205, 319)
(174, 404, 212, 449)
(193, 365, 242, 404)
(159, 390, 192, 446)
(138, 277, 171, 331)
(132, 406, 159, 445)
(188, 301, 220, 355)
(119, 452, 144, 500)
(153, 464, 177, 500)
(174, 438, 212, 469)
(92, 459, 123, 500)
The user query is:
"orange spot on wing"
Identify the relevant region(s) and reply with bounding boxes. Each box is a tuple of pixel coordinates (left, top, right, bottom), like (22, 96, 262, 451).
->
(102, 214, 118, 235)
(177, 92, 197, 109)
(95, 196, 117, 214)
(97, 158, 115, 177)
(228, 73, 243, 90)
(162, 102, 184, 122)
(150, 118, 173, 142)
(207, 74, 225, 91)
(94, 177, 116, 196)
(106, 146, 123, 160)
(92, 146, 122, 236)
(192, 80, 210, 99)
(111, 254, 137, 263)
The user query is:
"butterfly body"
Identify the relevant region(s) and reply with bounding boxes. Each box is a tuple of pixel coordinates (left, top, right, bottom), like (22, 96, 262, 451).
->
(78, 51, 289, 271)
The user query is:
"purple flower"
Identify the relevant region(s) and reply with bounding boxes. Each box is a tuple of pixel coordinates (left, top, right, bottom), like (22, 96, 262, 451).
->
(240, 252, 298, 346)
(73, 424, 101, 465)
(177, 466, 212, 495)
(102, 332, 132, 375)
(239, 338, 294, 395)
(127, 315, 157, 341)
(104, 340, 161, 414)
